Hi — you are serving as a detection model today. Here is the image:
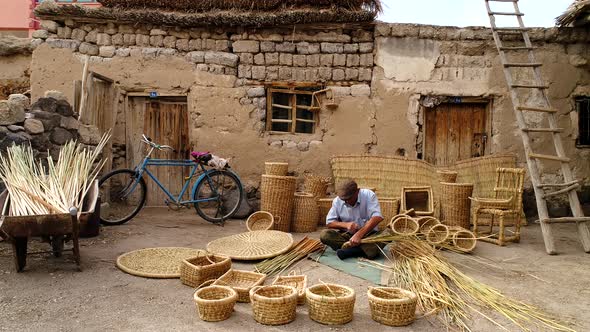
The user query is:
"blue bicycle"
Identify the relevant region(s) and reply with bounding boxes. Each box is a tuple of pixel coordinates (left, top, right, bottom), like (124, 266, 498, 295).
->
(98, 135, 244, 225)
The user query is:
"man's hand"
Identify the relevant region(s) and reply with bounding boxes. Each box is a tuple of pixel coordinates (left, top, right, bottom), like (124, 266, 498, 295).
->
(346, 222, 359, 234)
(349, 232, 363, 247)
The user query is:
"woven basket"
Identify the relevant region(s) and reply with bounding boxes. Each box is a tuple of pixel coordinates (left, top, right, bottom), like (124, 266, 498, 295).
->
(180, 254, 231, 288)
(401, 186, 434, 216)
(246, 211, 274, 231)
(304, 174, 331, 199)
(250, 285, 298, 325)
(193, 285, 238, 322)
(436, 170, 458, 183)
(448, 226, 477, 253)
(292, 192, 318, 233)
(317, 197, 334, 226)
(426, 224, 449, 245)
(439, 182, 474, 229)
(390, 215, 419, 236)
(378, 197, 400, 231)
(260, 175, 297, 232)
(368, 287, 418, 326)
(417, 216, 440, 234)
(265, 162, 289, 176)
(306, 283, 356, 325)
(272, 274, 307, 305)
(213, 269, 267, 303)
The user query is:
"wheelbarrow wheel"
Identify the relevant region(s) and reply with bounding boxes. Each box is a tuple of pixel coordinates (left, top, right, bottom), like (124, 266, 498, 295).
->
(51, 235, 65, 258)
(12, 237, 27, 272)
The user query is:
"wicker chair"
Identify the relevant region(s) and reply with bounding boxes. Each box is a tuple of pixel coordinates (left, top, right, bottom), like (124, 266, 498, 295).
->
(470, 168, 525, 246)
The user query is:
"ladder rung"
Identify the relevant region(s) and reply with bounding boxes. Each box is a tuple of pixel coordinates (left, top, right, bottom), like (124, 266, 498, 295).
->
(489, 12, 524, 16)
(516, 106, 557, 113)
(529, 153, 570, 162)
(543, 184, 580, 198)
(504, 62, 542, 67)
(542, 217, 590, 224)
(511, 84, 549, 89)
(500, 46, 535, 51)
(537, 180, 580, 188)
(522, 127, 564, 133)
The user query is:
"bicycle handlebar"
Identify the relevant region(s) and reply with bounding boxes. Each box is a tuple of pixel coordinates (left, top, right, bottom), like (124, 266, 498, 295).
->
(141, 134, 176, 152)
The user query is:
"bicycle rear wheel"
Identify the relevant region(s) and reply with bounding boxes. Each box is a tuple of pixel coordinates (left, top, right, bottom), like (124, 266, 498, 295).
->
(193, 170, 243, 223)
(99, 169, 147, 225)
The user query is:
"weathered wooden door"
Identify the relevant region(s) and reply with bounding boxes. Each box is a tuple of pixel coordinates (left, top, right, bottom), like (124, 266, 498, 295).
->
(424, 103, 488, 166)
(126, 97, 189, 206)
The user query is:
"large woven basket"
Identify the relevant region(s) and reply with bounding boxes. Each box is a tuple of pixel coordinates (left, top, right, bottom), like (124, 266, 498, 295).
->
(439, 182, 474, 229)
(448, 226, 477, 253)
(317, 197, 334, 226)
(193, 285, 238, 322)
(180, 254, 231, 288)
(265, 162, 289, 176)
(378, 197, 400, 231)
(250, 285, 298, 325)
(368, 287, 418, 326)
(436, 170, 458, 183)
(272, 274, 307, 305)
(213, 269, 266, 303)
(246, 211, 274, 231)
(260, 175, 297, 232)
(304, 174, 331, 199)
(401, 186, 434, 216)
(292, 192, 318, 233)
(306, 283, 356, 325)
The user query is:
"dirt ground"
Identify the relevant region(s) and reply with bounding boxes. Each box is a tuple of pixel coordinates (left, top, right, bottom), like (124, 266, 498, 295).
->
(1, 208, 589, 332)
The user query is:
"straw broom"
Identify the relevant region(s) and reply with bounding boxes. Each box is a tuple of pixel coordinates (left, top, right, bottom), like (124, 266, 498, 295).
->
(255, 237, 325, 276)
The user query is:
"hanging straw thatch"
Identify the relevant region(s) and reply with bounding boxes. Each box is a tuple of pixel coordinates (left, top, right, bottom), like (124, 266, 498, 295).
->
(35, 1, 379, 28)
(556, 0, 590, 27)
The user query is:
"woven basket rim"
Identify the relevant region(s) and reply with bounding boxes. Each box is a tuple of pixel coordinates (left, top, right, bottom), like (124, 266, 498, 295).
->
(306, 283, 355, 300)
(261, 174, 297, 180)
(182, 253, 229, 267)
(272, 275, 307, 295)
(368, 287, 417, 304)
(265, 162, 289, 165)
(440, 182, 474, 186)
(194, 285, 238, 304)
(250, 285, 298, 302)
(426, 224, 449, 244)
(207, 230, 293, 260)
(246, 211, 274, 232)
(213, 269, 266, 291)
(295, 192, 315, 198)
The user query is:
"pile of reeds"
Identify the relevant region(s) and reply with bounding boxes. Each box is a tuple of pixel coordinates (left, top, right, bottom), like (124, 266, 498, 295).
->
(255, 237, 324, 276)
(556, 0, 590, 27)
(0, 134, 110, 216)
(361, 239, 574, 331)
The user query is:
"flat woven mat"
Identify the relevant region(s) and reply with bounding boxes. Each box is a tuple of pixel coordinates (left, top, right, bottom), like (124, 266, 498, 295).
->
(116, 247, 204, 278)
(207, 230, 293, 260)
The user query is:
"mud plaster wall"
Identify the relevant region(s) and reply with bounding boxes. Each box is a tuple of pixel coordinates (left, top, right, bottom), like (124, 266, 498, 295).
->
(0, 54, 31, 99)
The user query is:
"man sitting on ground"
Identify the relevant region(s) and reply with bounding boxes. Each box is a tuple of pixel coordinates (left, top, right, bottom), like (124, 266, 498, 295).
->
(320, 179, 383, 260)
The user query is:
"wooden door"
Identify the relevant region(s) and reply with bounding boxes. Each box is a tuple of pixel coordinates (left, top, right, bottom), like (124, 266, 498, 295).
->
(126, 97, 189, 207)
(424, 103, 488, 166)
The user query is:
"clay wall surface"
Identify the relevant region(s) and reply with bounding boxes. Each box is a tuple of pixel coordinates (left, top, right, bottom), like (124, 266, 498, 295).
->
(0, 54, 31, 99)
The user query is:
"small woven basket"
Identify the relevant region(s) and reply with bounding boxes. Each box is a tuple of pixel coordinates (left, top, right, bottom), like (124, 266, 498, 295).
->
(246, 211, 274, 231)
(265, 162, 289, 176)
(306, 283, 356, 325)
(317, 197, 334, 226)
(417, 216, 440, 234)
(260, 175, 297, 232)
(390, 215, 419, 236)
(436, 170, 458, 183)
(193, 285, 238, 322)
(368, 287, 418, 326)
(426, 224, 449, 245)
(292, 192, 319, 233)
(448, 226, 477, 253)
(250, 285, 298, 325)
(439, 182, 474, 229)
(272, 274, 308, 305)
(180, 254, 231, 288)
(378, 197, 400, 231)
(213, 269, 267, 303)
(304, 174, 331, 199)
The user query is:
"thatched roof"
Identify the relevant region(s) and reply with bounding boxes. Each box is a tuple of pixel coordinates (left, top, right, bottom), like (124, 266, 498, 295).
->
(35, 1, 380, 28)
(556, 0, 590, 27)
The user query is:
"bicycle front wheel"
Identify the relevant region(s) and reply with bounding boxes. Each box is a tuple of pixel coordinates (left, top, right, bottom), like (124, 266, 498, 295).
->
(193, 170, 244, 223)
(99, 169, 147, 226)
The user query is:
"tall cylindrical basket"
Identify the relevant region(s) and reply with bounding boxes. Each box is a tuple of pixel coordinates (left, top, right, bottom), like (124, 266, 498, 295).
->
(292, 192, 318, 233)
(439, 182, 474, 229)
(260, 175, 296, 232)
(378, 197, 400, 231)
(303, 174, 330, 199)
(265, 162, 289, 176)
(317, 197, 334, 227)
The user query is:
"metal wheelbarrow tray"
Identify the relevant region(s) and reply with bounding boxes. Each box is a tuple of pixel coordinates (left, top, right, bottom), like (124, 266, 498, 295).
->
(0, 180, 99, 272)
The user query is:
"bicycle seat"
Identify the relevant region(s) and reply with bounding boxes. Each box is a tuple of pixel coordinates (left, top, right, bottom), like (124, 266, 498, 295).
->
(191, 151, 212, 164)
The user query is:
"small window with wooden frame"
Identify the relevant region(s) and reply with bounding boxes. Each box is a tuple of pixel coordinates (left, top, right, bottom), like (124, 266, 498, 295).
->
(576, 97, 590, 147)
(266, 85, 322, 134)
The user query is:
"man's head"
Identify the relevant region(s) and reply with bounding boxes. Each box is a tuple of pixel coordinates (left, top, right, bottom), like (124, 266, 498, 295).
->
(336, 179, 359, 205)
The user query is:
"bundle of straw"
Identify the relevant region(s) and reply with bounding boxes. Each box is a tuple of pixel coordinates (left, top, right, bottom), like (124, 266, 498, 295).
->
(255, 237, 324, 276)
(361, 239, 574, 331)
(0, 133, 110, 216)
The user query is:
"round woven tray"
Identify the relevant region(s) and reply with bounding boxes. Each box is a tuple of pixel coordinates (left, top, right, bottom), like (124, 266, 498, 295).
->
(116, 247, 204, 278)
(207, 230, 294, 260)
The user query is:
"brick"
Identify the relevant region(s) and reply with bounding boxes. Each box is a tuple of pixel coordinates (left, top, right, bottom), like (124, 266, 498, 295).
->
(186, 51, 205, 63)
(238, 65, 252, 79)
(159, 48, 178, 57)
(296, 42, 320, 54)
(343, 43, 359, 53)
(169, 30, 190, 39)
(375, 24, 391, 37)
(111, 33, 124, 46)
(266, 67, 279, 80)
(150, 35, 164, 47)
(105, 23, 118, 34)
(315, 32, 351, 43)
(189, 39, 202, 50)
(359, 42, 373, 53)
(150, 28, 167, 36)
(346, 54, 360, 67)
(279, 53, 293, 66)
(225, 67, 238, 76)
(204, 51, 239, 67)
(99, 46, 115, 58)
(276, 42, 296, 53)
(40, 20, 59, 33)
(96, 33, 111, 46)
(136, 34, 150, 46)
(57, 26, 72, 39)
(252, 66, 266, 80)
(345, 68, 359, 81)
(240, 53, 253, 64)
(320, 54, 333, 67)
(318, 67, 332, 80)
(79, 42, 99, 56)
(278, 67, 292, 80)
(352, 29, 373, 42)
(293, 55, 306, 67)
(85, 30, 97, 43)
(176, 38, 190, 51)
(163, 36, 177, 48)
(358, 68, 372, 81)
(189, 29, 202, 38)
(307, 54, 320, 67)
(359, 54, 374, 67)
(254, 53, 265, 65)
(321, 42, 343, 53)
(293, 68, 306, 81)
(265, 53, 279, 65)
(332, 69, 345, 81)
(123, 34, 136, 46)
(305, 68, 319, 81)
(233, 40, 260, 53)
(260, 41, 276, 52)
(209, 65, 224, 75)
(249, 33, 283, 42)
(333, 54, 346, 66)
(216, 40, 230, 52)
(71, 28, 87, 42)
(115, 48, 130, 57)
(119, 25, 135, 34)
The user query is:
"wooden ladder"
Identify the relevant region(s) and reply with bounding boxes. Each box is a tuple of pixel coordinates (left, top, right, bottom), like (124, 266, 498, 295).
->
(485, 0, 590, 254)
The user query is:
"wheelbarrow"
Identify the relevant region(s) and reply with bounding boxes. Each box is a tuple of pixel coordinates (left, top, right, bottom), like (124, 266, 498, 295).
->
(0, 180, 99, 272)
